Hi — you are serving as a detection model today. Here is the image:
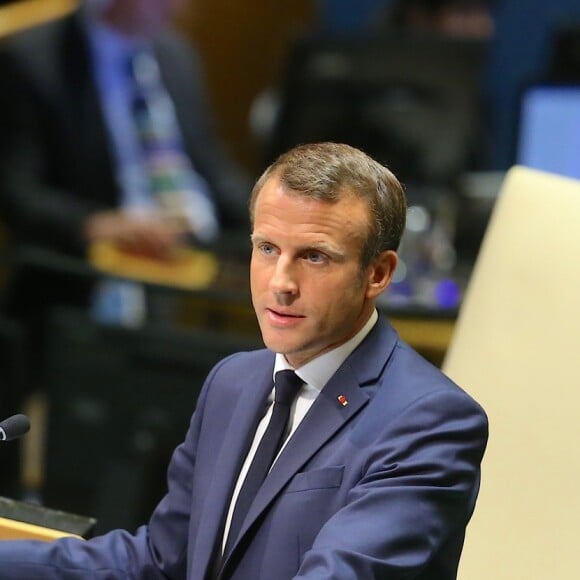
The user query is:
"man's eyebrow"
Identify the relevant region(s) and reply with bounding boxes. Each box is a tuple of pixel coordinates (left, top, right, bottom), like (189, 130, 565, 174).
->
(304, 241, 339, 253)
(300, 241, 347, 261)
(250, 233, 269, 245)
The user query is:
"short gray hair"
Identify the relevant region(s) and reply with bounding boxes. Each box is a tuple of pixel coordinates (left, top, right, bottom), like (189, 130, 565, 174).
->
(250, 142, 407, 267)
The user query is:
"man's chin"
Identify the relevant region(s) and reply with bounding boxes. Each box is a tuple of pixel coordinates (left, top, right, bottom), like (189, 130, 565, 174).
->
(260, 332, 300, 358)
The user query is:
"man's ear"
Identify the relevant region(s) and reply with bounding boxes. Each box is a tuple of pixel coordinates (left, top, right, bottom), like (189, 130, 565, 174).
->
(365, 250, 398, 299)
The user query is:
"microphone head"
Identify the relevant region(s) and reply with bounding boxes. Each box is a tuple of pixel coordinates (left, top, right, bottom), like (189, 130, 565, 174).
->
(0, 414, 31, 441)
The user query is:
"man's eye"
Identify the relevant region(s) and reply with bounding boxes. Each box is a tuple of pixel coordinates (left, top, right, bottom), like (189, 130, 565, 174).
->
(305, 251, 325, 263)
(259, 243, 275, 255)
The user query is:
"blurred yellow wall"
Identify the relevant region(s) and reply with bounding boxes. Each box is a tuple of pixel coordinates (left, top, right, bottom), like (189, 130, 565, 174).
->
(177, 0, 314, 174)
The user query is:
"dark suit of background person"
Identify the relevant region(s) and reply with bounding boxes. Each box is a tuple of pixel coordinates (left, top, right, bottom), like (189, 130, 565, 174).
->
(0, 143, 488, 579)
(0, 1, 250, 393)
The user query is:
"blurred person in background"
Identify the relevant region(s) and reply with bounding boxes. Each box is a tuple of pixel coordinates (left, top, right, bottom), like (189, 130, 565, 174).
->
(313, 0, 494, 38)
(385, 0, 495, 39)
(378, 0, 497, 176)
(0, 0, 251, 443)
(0, 0, 250, 313)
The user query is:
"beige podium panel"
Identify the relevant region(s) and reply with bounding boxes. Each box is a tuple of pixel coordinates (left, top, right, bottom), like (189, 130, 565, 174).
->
(443, 167, 580, 579)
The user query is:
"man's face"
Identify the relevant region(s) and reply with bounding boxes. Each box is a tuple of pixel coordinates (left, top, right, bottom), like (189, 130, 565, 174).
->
(436, 3, 495, 39)
(104, 0, 184, 37)
(250, 176, 396, 368)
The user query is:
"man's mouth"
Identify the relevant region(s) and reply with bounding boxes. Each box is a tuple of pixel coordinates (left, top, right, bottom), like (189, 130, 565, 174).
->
(268, 308, 303, 317)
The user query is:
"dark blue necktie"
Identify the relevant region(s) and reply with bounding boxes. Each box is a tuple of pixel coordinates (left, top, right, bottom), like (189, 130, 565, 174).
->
(224, 370, 303, 556)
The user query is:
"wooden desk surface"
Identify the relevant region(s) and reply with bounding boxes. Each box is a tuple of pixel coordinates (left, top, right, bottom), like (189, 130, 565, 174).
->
(0, 0, 78, 38)
(0, 516, 80, 542)
(389, 315, 455, 367)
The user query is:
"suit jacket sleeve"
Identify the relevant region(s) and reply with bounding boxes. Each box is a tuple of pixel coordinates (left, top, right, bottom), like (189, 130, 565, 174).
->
(0, 356, 221, 580)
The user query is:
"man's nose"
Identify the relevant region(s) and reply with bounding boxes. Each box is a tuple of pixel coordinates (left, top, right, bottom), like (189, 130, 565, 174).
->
(269, 257, 298, 297)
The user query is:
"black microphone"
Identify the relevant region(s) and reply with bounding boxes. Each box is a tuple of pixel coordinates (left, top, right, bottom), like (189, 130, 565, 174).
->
(0, 414, 31, 442)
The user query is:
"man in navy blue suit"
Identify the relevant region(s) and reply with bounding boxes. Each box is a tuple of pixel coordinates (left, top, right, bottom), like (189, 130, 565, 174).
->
(0, 142, 488, 579)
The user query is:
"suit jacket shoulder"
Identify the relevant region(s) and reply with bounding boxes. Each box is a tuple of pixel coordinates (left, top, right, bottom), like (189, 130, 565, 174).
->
(0, 10, 86, 98)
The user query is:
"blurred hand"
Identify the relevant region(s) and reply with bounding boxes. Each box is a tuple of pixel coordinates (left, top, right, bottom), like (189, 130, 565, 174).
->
(84, 209, 189, 260)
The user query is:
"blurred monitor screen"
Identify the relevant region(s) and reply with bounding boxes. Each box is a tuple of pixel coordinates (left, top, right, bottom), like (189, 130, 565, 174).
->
(517, 84, 580, 180)
(268, 34, 486, 189)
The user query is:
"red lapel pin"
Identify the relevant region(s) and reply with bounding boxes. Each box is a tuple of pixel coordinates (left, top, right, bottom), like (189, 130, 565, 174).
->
(337, 394, 348, 407)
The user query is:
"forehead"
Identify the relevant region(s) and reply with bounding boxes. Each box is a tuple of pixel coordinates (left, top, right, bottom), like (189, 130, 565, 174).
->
(253, 177, 371, 244)
(113, 0, 181, 10)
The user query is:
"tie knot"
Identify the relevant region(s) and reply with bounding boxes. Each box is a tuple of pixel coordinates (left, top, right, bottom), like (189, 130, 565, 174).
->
(274, 370, 302, 405)
(127, 51, 160, 90)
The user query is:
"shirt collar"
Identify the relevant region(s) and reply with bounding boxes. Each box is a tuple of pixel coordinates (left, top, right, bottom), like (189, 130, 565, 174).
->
(274, 309, 378, 391)
(84, 13, 149, 73)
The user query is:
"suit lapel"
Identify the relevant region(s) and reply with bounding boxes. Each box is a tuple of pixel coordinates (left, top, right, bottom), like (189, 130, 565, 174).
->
(65, 15, 118, 200)
(221, 317, 400, 567)
(190, 361, 275, 579)
(239, 363, 369, 534)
